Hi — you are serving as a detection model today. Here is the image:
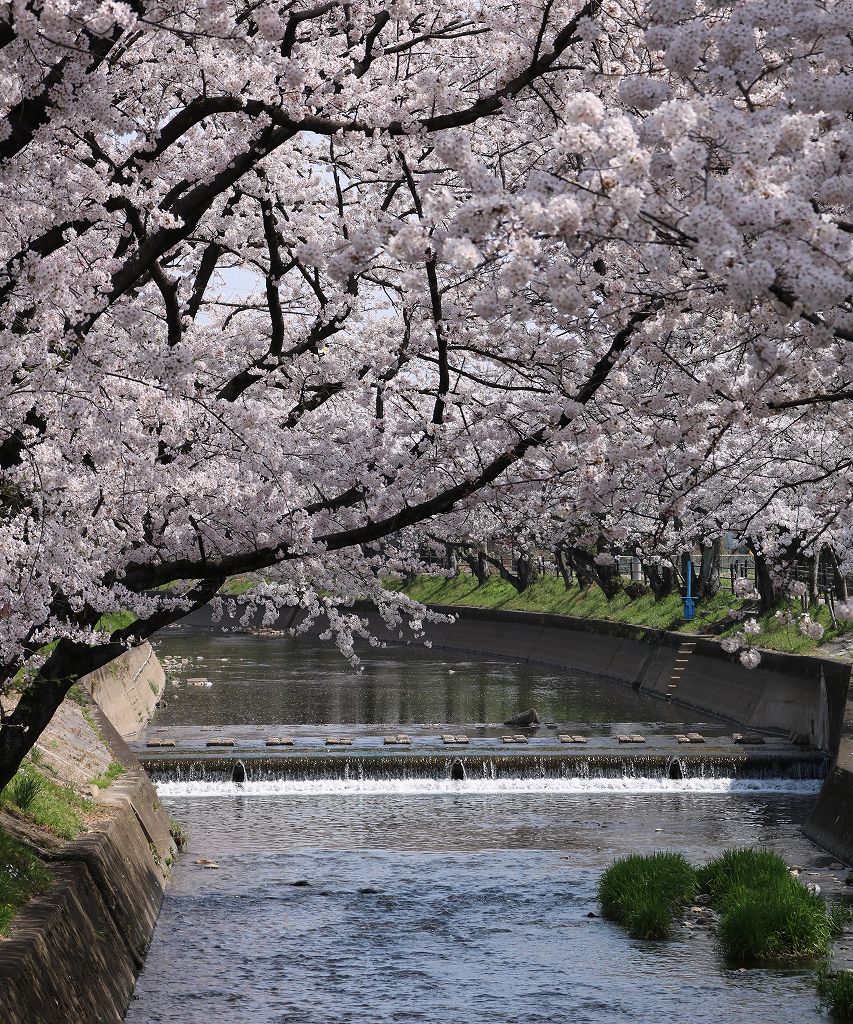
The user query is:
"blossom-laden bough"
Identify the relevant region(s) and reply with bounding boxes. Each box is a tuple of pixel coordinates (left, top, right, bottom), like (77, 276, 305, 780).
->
(1, 0, 852, 787)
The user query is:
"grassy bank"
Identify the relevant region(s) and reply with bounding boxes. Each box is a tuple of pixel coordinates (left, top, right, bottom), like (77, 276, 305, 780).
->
(0, 829, 52, 937)
(400, 573, 850, 655)
(1, 763, 91, 841)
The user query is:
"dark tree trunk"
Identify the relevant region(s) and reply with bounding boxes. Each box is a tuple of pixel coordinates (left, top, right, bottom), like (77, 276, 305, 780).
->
(483, 553, 525, 593)
(555, 549, 573, 590)
(516, 552, 538, 591)
(0, 578, 224, 791)
(824, 546, 849, 603)
(566, 540, 622, 600)
(806, 553, 819, 606)
(442, 543, 457, 573)
(748, 540, 780, 614)
(460, 547, 489, 586)
(642, 561, 678, 600)
(696, 539, 722, 600)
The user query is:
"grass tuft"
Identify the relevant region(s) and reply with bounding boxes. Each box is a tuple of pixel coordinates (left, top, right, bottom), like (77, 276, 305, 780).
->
(599, 852, 697, 940)
(816, 966, 853, 1020)
(5, 772, 45, 811)
(1, 766, 89, 840)
(717, 876, 831, 962)
(168, 817, 189, 851)
(90, 760, 124, 790)
(696, 848, 790, 903)
(700, 849, 833, 963)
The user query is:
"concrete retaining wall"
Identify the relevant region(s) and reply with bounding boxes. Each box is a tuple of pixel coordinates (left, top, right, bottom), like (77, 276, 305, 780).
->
(0, 666, 174, 1024)
(82, 641, 165, 739)
(415, 606, 850, 753)
(804, 695, 853, 864)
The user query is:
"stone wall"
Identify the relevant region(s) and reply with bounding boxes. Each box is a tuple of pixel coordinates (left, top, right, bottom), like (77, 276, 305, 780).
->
(0, 660, 174, 1024)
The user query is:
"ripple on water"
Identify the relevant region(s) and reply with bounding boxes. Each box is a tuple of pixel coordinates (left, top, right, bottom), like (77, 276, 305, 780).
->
(126, 790, 826, 1024)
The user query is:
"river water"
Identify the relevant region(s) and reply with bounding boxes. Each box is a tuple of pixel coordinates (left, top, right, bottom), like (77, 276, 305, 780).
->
(125, 628, 837, 1024)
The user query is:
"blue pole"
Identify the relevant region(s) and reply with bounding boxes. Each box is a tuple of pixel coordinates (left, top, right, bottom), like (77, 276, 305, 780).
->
(683, 558, 695, 621)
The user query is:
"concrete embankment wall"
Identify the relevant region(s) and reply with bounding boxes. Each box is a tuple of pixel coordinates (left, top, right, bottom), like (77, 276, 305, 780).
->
(83, 640, 165, 738)
(804, 701, 853, 864)
(0, 650, 174, 1024)
(411, 605, 853, 861)
(414, 606, 851, 754)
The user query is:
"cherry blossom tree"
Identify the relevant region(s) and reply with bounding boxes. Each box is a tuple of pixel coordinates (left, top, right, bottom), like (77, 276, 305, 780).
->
(1, 0, 852, 787)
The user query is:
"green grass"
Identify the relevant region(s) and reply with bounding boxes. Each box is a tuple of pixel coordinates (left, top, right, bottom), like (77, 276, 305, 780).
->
(399, 573, 852, 653)
(1, 765, 89, 840)
(816, 966, 853, 1019)
(598, 852, 697, 940)
(718, 600, 852, 655)
(402, 573, 739, 632)
(169, 817, 189, 851)
(94, 610, 136, 633)
(90, 761, 124, 790)
(700, 849, 833, 963)
(0, 828, 52, 936)
(696, 848, 791, 903)
(717, 876, 832, 962)
(220, 575, 259, 596)
(4, 772, 44, 811)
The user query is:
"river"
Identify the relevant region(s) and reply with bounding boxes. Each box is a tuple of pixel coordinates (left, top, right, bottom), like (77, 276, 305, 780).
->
(124, 626, 841, 1023)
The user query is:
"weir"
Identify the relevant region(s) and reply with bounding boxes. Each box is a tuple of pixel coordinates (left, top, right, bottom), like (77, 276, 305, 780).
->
(142, 748, 828, 784)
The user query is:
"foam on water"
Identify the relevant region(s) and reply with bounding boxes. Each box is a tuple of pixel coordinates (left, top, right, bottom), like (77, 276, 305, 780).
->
(155, 776, 823, 798)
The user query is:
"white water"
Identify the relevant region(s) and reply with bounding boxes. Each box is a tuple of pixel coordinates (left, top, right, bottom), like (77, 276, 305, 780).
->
(155, 777, 823, 798)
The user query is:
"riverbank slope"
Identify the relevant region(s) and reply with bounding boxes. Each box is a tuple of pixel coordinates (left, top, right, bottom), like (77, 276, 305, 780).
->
(0, 643, 174, 1024)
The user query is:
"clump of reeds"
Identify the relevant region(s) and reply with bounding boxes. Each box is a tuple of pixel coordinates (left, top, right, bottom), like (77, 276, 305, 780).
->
(598, 852, 697, 940)
(816, 966, 853, 1020)
(700, 848, 831, 963)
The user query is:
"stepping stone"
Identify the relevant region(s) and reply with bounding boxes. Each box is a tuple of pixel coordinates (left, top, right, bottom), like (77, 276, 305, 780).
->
(686, 732, 705, 743)
(675, 734, 692, 744)
(618, 734, 645, 744)
(325, 736, 353, 745)
(383, 735, 412, 745)
(733, 733, 765, 745)
(266, 737, 293, 746)
(501, 735, 528, 744)
(146, 738, 176, 747)
(442, 734, 469, 744)
(559, 734, 587, 744)
(186, 677, 210, 686)
(206, 738, 235, 747)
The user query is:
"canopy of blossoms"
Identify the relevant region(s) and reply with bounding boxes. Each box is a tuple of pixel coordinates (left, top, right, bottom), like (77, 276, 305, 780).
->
(1, 0, 851, 783)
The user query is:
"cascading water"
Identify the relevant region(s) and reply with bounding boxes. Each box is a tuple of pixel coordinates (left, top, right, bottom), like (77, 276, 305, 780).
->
(145, 751, 829, 787)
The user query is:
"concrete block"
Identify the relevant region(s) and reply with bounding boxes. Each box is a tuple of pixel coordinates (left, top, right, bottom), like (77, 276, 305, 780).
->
(559, 734, 587, 743)
(266, 737, 293, 746)
(325, 736, 353, 745)
(732, 733, 764, 745)
(686, 732, 705, 743)
(442, 734, 469, 744)
(205, 738, 235, 747)
(146, 738, 176, 747)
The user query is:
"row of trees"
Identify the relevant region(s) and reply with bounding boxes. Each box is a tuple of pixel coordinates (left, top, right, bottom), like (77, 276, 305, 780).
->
(427, 535, 850, 612)
(1, 0, 852, 786)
